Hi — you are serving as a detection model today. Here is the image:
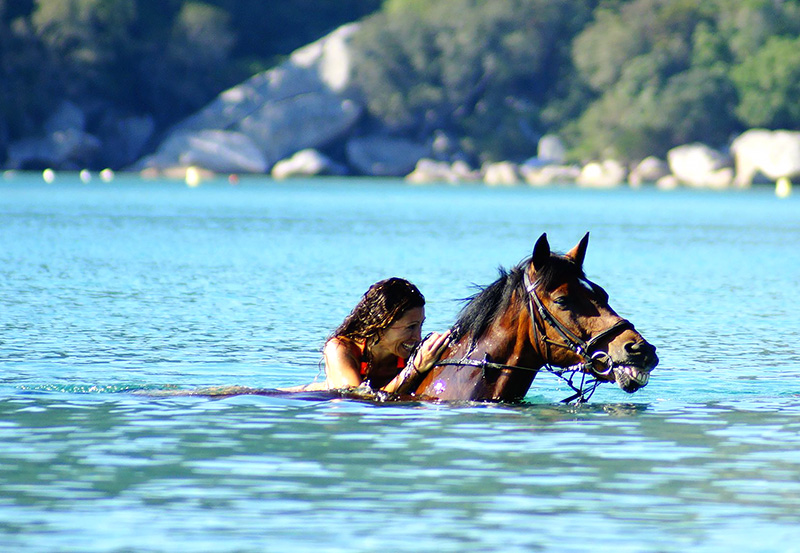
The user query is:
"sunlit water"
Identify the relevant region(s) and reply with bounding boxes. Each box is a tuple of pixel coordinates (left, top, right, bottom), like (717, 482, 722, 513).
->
(1, 173, 799, 552)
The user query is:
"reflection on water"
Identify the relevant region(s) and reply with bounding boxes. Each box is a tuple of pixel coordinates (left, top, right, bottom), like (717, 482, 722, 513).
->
(2, 393, 800, 551)
(1, 175, 800, 551)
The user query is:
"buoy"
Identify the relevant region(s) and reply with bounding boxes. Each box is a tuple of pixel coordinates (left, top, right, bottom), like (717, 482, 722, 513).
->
(100, 168, 115, 182)
(185, 166, 201, 187)
(42, 168, 55, 183)
(776, 177, 792, 198)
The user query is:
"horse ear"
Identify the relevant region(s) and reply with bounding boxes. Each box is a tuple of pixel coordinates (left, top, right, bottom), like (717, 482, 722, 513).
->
(566, 232, 590, 267)
(532, 233, 550, 271)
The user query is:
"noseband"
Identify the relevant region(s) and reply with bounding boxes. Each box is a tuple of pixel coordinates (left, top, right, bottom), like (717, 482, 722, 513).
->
(434, 269, 633, 403)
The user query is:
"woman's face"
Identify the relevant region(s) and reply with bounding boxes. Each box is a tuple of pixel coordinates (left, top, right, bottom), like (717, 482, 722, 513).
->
(378, 306, 425, 360)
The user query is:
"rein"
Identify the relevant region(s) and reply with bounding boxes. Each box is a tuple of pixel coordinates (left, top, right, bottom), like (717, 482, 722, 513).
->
(435, 270, 633, 404)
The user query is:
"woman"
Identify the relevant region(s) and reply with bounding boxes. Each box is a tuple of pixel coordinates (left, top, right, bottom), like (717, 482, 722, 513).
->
(288, 278, 450, 394)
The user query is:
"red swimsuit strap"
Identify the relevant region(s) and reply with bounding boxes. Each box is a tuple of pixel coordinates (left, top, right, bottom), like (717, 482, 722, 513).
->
(340, 338, 404, 376)
(360, 355, 405, 375)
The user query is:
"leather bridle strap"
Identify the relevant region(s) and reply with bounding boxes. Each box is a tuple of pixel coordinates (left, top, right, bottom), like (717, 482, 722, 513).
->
(523, 271, 633, 378)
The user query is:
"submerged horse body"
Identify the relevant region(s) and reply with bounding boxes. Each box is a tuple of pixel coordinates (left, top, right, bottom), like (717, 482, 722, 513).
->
(409, 233, 658, 402)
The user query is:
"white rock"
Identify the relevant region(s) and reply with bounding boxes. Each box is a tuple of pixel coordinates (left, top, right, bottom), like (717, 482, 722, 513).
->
(482, 162, 520, 186)
(667, 143, 732, 188)
(730, 129, 800, 187)
(143, 24, 364, 173)
(537, 134, 567, 164)
(406, 158, 479, 183)
(656, 174, 680, 190)
(271, 149, 346, 179)
(520, 164, 581, 186)
(290, 23, 359, 93)
(406, 159, 452, 183)
(629, 156, 669, 187)
(577, 160, 627, 187)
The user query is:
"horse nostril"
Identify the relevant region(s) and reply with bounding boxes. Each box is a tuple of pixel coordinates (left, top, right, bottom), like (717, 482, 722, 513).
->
(625, 340, 656, 356)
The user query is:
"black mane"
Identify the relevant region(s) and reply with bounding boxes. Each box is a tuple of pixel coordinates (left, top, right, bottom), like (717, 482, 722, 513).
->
(452, 254, 585, 344)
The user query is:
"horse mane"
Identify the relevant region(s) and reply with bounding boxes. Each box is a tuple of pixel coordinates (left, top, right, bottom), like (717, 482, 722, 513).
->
(452, 253, 585, 344)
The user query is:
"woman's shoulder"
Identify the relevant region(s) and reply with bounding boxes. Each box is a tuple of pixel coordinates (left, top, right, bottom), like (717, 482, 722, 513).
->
(324, 336, 363, 360)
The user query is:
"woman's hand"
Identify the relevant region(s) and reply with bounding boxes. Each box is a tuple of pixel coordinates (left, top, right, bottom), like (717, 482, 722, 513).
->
(411, 330, 452, 374)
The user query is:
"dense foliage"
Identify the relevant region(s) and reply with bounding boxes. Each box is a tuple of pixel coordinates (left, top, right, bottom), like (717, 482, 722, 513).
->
(352, 0, 800, 162)
(3, 0, 800, 165)
(0, 0, 380, 151)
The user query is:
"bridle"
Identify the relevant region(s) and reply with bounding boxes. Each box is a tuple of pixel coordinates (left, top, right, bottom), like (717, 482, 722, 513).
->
(523, 271, 633, 382)
(434, 269, 633, 403)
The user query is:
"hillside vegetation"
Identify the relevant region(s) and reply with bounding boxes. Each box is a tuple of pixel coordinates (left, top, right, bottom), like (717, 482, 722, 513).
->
(2, 0, 800, 165)
(352, 0, 800, 162)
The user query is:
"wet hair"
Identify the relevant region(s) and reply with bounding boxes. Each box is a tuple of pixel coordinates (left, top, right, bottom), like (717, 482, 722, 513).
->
(332, 278, 425, 346)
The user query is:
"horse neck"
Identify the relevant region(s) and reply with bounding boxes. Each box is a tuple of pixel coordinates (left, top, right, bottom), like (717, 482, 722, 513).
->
(454, 295, 545, 370)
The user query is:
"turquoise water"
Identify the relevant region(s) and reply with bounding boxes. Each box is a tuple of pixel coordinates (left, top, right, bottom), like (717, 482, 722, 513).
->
(2, 173, 800, 552)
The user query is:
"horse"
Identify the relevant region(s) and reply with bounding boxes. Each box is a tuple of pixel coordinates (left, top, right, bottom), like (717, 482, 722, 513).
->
(407, 233, 658, 403)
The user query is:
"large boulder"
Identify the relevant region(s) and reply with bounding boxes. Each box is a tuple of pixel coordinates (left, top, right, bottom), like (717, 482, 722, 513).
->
(346, 136, 429, 176)
(5, 100, 101, 169)
(522, 135, 568, 170)
(141, 23, 363, 173)
(139, 130, 268, 174)
(730, 129, 800, 187)
(238, 95, 360, 166)
(667, 143, 733, 189)
(7, 129, 101, 170)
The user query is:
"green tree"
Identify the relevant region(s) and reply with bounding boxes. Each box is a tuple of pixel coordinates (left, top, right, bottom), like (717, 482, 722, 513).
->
(31, 0, 138, 98)
(156, 2, 237, 116)
(0, 3, 59, 148)
(732, 35, 800, 129)
(212, 0, 382, 72)
(352, 0, 592, 161)
(567, 0, 742, 160)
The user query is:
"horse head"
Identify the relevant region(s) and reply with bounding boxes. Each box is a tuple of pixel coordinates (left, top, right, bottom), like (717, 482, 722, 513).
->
(525, 232, 658, 393)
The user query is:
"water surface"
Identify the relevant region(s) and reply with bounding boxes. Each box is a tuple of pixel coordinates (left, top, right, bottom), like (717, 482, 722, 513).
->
(1, 174, 799, 552)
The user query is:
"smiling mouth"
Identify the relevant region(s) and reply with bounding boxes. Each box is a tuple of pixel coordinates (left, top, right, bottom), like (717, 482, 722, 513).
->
(401, 341, 417, 355)
(613, 365, 650, 392)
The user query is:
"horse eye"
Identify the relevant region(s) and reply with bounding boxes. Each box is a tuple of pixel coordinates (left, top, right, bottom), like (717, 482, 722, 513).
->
(553, 296, 571, 307)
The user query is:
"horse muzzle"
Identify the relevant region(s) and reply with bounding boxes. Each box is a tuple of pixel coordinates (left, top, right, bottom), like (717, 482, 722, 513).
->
(613, 365, 651, 393)
(611, 341, 658, 393)
(587, 339, 657, 393)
